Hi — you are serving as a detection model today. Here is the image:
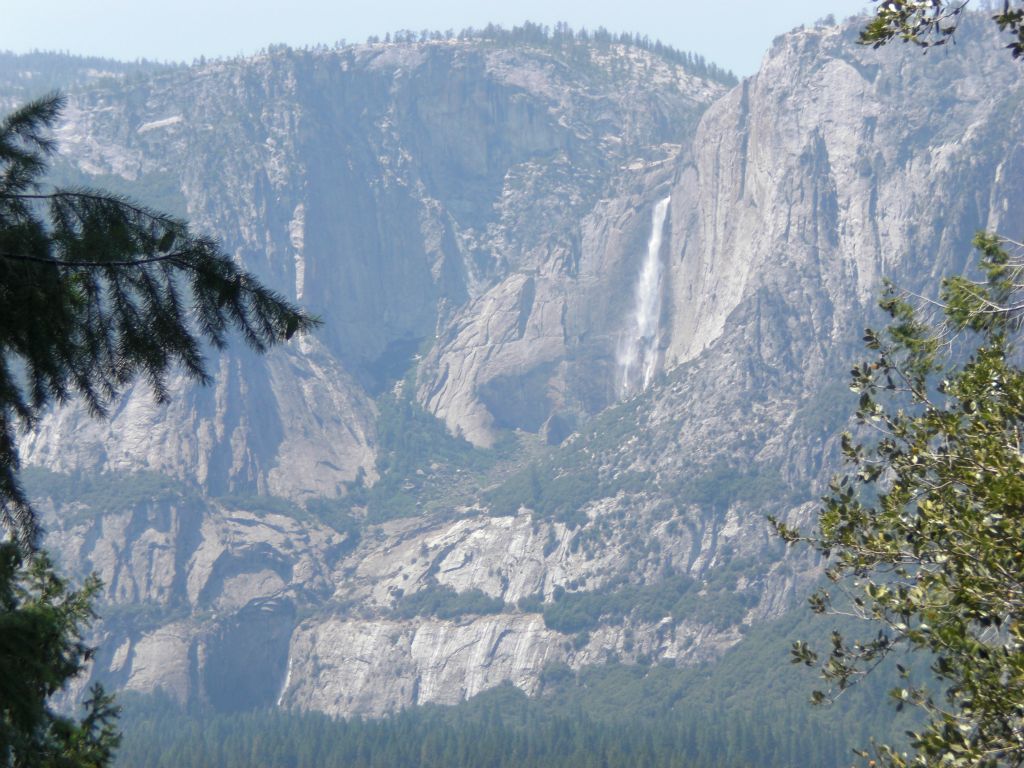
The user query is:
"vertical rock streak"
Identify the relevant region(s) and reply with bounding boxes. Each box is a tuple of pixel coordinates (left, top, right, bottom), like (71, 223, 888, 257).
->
(289, 203, 306, 302)
(618, 196, 671, 396)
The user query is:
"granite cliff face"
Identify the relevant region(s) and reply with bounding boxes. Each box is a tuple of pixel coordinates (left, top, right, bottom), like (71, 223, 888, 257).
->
(9, 19, 1024, 717)
(21, 39, 721, 490)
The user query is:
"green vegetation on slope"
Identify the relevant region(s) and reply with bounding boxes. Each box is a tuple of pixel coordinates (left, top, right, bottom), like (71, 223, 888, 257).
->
(22, 467, 199, 524)
(337, 377, 523, 524)
(392, 583, 507, 620)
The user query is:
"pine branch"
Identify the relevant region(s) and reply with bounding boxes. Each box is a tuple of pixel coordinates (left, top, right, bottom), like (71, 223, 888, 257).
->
(0, 249, 193, 268)
(0, 94, 320, 549)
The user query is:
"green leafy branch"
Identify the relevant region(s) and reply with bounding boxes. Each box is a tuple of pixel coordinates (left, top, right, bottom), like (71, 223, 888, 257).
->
(774, 234, 1024, 767)
(861, 1, 1024, 59)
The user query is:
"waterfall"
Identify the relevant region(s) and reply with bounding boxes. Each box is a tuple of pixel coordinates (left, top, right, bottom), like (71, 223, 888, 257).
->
(617, 196, 671, 397)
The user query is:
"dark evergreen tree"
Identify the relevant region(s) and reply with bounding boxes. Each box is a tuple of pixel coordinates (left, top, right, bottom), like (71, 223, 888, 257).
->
(0, 92, 318, 768)
(0, 93, 318, 549)
(0, 542, 120, 767)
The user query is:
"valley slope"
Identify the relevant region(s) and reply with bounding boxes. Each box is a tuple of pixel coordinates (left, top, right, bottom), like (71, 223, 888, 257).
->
(8, 18, 1023, 716)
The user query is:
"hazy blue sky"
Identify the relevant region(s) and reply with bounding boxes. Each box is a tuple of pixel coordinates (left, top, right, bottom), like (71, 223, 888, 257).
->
(2, 0, 872, 77)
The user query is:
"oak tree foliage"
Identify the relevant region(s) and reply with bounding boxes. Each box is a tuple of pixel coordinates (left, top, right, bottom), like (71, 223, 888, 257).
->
(861, 1, 1024, 59)
(0, 93, 318, 549)
(776, 235, 1024, 767)
(777, 5, 1024, 764)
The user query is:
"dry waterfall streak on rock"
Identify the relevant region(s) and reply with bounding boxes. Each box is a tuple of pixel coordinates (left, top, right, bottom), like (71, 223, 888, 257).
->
(276, 652, 293, 708)
(618, 196, 671, 396)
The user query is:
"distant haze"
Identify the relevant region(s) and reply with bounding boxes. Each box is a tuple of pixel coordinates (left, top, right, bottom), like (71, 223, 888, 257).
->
(4, 0, 870, 76)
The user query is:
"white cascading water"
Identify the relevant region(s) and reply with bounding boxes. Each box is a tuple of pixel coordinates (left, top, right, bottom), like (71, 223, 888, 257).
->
(617, 196, 671, 397)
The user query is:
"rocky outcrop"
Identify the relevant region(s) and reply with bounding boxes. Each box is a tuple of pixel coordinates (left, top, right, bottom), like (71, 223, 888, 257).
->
(44, 496, 343, 705)
(23, 341, 376, 501)
(662, 19, 1024, 374)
